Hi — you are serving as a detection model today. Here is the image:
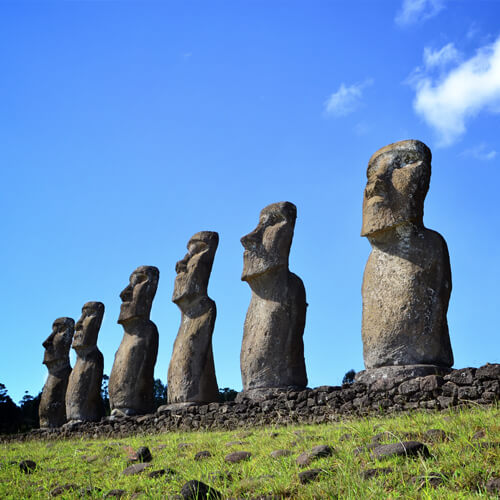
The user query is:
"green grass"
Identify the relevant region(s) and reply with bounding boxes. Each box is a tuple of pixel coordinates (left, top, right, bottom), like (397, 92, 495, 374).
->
(1, 405, 498, 499)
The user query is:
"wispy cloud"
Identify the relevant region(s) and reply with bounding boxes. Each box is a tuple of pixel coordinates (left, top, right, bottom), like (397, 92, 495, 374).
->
(324, 79, 373, 117)
(410, 36, 500, 146)
(461, 144, 497, 161)
(423, 43, 459, 69)
(395, 0, 445, 27)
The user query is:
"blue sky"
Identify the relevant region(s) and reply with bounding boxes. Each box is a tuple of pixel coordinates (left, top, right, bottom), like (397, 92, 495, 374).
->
(1, 0, 499, 403)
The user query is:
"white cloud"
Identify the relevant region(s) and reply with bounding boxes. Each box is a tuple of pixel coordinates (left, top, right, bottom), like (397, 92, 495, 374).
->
(324, 79, 373, 117)
(395, 0, 445, 26)
(412, 36, 500, 146)
(461, 144, 497, 161)
(423, 43, 459, 69)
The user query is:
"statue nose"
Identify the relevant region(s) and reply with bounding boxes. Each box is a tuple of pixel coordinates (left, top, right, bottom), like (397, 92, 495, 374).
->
(241, 228, 261, 249)
(42, 333, 55, 349)
(366, 178, 385, 197)
(175, 254, 189, 273)
(120, 285, 133, 301)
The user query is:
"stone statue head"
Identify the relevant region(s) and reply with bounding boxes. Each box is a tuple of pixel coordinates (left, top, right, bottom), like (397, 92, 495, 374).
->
(73, 302, 104, 350)
(118, 266, 159, 324)
(361, 140, 431, 237)
(172, 231, 219, 305)
(241, 202, 297, 281)
(42, 317, 74, 370)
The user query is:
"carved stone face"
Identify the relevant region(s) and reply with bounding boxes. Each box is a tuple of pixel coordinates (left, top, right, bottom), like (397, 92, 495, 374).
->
(241, 202, 296, 281)
(118, 266, 159, 324)
(73, 302, 104, 350)
(172, 231, 219, 304)
(42, 317, 74, 369)
(361, 140, 431, 237)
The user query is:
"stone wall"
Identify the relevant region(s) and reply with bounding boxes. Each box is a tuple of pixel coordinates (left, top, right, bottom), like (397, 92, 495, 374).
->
(2, 364, 498, 442)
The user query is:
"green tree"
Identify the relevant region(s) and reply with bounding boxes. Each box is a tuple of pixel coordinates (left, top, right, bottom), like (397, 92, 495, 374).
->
(342, 369, 356, 385)
(153, 379, 168, 409)
(19, 391, 42, 430)
(219, 387, 237, 402)
(0, 383, 22, 433)
(101, 374, 110, 415)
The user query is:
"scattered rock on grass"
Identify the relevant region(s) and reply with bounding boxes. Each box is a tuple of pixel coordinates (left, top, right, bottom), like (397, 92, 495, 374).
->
(180, 479, 222, 499)
(50, 483, 78, 496)
(225, 451, 251, 463)
(128, 446, 152, 463)
(226, 441, 247, 447)
(372, 441, 430, 460)
(485, 477, 500, 494)
(298, 468, 324, 484)
(148, 469, 167, 478)
(19, 460, 36, 474)
(122, 463, 151, 476)
(296, 445, 334, 466)
(270, 449, 292, 458)
(361, 467, 393, 479)
(296, 452, 311, 466)
(194, 451, 212, 461)
(136, 446, 152, 462)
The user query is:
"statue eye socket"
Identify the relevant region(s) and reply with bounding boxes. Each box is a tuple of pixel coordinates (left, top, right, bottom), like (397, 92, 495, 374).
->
(133, 273, 147, 285)
(189, 241, 208, 255)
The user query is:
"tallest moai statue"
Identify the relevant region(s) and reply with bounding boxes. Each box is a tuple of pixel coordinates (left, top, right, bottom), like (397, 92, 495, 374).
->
(358, 140, 453, 382)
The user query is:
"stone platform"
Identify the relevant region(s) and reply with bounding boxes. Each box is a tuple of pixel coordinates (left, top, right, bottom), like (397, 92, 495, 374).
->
(1, 363, 498, 442)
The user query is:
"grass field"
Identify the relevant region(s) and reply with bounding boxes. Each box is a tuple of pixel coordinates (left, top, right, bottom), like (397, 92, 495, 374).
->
(1, 405, 499, 499)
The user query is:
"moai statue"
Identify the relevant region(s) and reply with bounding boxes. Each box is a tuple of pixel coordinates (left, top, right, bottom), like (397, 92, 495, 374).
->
(167, 232, 219, 406)
(65, 302, 105, 422)
(39, 317, 74, 428)
(357, 140, 453, 383)
(109, 266, 159, 415)
(238, 202, 307, 401)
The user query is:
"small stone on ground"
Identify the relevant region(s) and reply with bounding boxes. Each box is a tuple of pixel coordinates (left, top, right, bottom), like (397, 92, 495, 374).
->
(194, 451, 212, 461)
(122, 463, 151, 476)
(361, 467, 393, 479)
(485, 477, 500, 494)
(372, 441, 430, 459)
(270, 449, 292, 458)
(298, 468, 324, 484)
(225, 451, 251, 463)
(180, 479, 221, 499)
(19, 460, 36, 474)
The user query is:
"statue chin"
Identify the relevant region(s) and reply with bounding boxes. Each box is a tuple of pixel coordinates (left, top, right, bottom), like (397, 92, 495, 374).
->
(242, 258, 283, 282)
